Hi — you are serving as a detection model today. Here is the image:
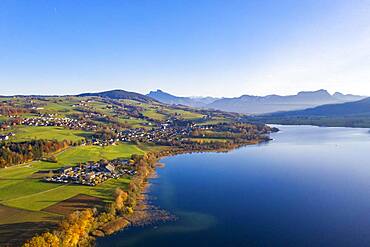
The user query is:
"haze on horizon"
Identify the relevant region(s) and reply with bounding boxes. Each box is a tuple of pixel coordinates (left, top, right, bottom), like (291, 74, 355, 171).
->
(1, 0, 370, 97)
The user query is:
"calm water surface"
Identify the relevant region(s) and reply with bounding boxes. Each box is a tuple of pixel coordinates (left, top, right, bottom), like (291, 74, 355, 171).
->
(98, 125, 370, 247)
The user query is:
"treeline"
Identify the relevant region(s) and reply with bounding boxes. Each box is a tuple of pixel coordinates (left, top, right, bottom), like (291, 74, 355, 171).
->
(23, 153, 159, 247)
(0, 103, 32, 116)
(0, 106, 30, 116)
(190, 129, 262, 141)
(158, 137, 265, 152)
(0, 139, 70, 168)
(23, 209, 95, 247)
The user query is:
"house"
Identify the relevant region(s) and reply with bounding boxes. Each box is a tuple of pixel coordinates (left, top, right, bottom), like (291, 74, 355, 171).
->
(0, 133, 14, 141)
(103, 164, 115, 173)
(0, 135, 9, 141)
(56, 166, 73, 174)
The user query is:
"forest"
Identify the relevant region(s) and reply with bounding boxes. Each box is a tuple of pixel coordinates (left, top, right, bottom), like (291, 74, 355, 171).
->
(0, 139, 71, 168)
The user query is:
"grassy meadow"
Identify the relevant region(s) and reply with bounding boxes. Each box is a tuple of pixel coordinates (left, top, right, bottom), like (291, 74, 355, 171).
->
(0, 144, 147, 213)
(3, 126, 91, 142)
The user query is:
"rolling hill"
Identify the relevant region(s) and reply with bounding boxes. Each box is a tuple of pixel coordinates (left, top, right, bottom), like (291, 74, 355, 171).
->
(79, 89, 156, 103)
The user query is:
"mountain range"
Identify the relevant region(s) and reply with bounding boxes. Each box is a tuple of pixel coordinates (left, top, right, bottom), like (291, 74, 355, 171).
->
(147, 89, 366, 114)
(266, 97, 370, 117)
(10, 88, 368, 128)
(147, 90, 218, 107)
(248, 97, 370, 128)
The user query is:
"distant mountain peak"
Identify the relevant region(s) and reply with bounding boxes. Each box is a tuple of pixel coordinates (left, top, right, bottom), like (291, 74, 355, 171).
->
(297, 89, 330, 96)
(333, 92, 344, 96)
(332, 92, 366, 102)
(147, 89, 219, 107)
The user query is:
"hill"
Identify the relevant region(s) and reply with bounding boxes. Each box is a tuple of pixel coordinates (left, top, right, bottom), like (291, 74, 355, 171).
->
(79, 89, 156, 103)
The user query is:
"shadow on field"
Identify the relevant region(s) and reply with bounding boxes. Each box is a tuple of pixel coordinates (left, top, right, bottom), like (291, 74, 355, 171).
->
(42, 193, 106, 216)
(0, 221, 58, 246)
(0, 204, 61, 246)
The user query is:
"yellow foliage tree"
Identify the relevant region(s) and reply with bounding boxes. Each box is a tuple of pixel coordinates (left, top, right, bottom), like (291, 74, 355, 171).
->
(23, 232, 60, 247)
(114, 187, 128, 210)
(60, 209, 94, 247)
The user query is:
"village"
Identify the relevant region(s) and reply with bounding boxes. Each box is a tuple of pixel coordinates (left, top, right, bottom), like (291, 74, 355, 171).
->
(20, 115, 100, 131)
(119, 122, 195, 144)
(44, 158, 135, 186)
(0, 97, 271, 148)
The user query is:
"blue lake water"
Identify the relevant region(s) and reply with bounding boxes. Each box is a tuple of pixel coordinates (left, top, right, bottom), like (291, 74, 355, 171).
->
(98, 125, 370, 247)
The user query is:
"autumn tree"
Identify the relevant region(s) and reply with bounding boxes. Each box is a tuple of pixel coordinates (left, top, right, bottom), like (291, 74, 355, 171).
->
(114, 187, 128, 212)
(23, 232, 60, 247)
(59, 209, 94, 247)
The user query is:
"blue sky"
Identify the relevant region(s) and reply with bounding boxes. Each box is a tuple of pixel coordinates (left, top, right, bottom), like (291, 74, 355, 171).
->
(0, 0, 369, 97)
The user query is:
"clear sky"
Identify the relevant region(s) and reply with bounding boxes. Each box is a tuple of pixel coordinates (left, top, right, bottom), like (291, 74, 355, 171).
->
(1, 0, 369, 97)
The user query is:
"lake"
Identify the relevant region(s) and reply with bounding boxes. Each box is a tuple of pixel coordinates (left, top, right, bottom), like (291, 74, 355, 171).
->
(98, 125, 370, 247)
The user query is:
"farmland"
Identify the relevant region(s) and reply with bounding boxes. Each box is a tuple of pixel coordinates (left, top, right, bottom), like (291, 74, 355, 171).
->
(0, 142, 152, 244)
(0, 143, 147, 211)
(2, 126, 91, 142)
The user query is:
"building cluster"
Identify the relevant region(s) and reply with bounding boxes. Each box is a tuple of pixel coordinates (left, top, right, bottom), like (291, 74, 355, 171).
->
(119, 121, 212, 144)
(120, 126, 189, 144)
(81, 112, 106, 120)
(90, 137, 120, 146)
(20, 116, 99, 131)
(44, 159, 135, 186)
(72, 99, 95, 108)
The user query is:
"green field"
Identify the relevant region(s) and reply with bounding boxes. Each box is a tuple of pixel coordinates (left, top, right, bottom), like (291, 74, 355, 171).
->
(0, 115, 7, 123)
(40, 101, 74, 113)
(167, 109, 205, 120)
(0, 143, 146, 212)
(34, 97, 83, 116)
(89, 101, 116, 115)
(143, 109, 167, 121)
(3, 126, 92, 142)
(119, 117, 150, 129)
(120, 98, 205, 121)
(41, 102, 73, 112)
(199, 117, 231, 125)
